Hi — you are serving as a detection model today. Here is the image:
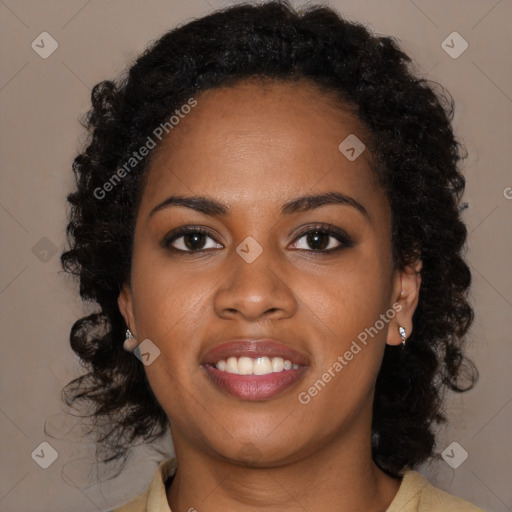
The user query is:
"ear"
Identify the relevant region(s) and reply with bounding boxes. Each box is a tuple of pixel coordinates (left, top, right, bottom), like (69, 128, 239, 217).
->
(387, 259, 422, 346)
(118, 282, 137, 338)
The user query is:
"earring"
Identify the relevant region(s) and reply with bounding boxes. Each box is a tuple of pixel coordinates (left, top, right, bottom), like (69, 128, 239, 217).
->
(398, 326, 407, 347)
(123, 329, 137, 352)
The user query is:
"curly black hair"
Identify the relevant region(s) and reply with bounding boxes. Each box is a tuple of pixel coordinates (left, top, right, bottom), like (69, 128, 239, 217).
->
(59, 0, 478, 478)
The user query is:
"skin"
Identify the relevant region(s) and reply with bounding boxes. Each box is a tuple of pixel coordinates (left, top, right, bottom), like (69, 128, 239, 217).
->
(118, 78, 422, 512)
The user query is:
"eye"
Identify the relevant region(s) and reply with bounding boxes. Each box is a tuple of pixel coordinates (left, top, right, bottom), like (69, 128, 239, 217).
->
(162, 227, 222, 252)
(162, 223, 353, 254)
(289, 224, 353, 253)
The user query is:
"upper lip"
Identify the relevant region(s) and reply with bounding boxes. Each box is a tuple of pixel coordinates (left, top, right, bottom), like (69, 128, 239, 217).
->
(202, 339, 310, 366)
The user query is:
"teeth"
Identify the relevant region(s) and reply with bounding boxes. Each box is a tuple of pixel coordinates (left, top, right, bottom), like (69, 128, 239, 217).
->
(226, 357, 239, 374)
(238, 356, 254, 375)
(272, 357, 284, 372)
(214, 356, 300, 375)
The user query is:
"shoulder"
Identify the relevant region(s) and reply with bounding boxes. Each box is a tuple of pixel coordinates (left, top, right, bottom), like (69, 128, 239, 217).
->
(109, 457, 178, 512)
(108, 460, 487, 512)
(386, 470, 487, 512)
(110, 492, 147, 512)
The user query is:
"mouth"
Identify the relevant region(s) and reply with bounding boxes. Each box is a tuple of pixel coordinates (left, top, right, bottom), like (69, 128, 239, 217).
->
(201, 339, 309, 401)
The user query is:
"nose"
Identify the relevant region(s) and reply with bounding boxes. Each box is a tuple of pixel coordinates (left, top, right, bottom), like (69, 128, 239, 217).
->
(212, 247, 298, 323)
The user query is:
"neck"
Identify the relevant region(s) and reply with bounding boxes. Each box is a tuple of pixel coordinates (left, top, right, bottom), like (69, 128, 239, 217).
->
(166, 422, 401, 512)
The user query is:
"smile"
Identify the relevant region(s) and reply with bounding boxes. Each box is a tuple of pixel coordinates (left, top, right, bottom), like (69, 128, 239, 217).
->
(202, 339, 310, 401)
(203, 363, 308, 401)
(213, 356, 300, 375)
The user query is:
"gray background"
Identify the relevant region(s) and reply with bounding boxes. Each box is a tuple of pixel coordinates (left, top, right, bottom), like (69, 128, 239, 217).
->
(1, 0, 511, 511)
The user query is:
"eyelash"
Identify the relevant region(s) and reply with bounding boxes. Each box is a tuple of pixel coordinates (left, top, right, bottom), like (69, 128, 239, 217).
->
(161, 223, 354, 255)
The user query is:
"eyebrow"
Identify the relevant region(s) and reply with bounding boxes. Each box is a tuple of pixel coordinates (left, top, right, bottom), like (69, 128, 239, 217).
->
(148, 191, 369, 220)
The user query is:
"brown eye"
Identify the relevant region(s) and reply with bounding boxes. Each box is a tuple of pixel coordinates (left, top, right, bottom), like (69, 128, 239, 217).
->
(289, 224, 354, 253)
(162, 227, 222, 252)
(305, 231, 331, 251)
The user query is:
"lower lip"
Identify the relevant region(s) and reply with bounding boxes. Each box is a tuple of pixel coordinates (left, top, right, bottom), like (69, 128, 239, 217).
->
(203, 364, 308, 401)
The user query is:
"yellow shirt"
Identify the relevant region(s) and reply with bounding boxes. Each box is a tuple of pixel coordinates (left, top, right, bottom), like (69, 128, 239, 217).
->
(110, 457, 486, 512)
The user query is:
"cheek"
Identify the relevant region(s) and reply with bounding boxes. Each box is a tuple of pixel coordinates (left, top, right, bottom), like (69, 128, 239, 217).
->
(293, 274, 389, 393)
(292, 249, 392, 403)
(131, 241, 209, 336)
(129, 250, 211, 423)
(299, 250, 392, 338)
(129, 246, 214, 401)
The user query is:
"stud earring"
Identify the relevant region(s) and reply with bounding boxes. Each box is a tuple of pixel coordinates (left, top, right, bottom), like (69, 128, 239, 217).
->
(123, 329, 138, 352)
(399, 326, 407, 347)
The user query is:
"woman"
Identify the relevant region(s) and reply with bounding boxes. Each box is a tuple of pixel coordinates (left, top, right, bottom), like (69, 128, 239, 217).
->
(60, 1, 484, 510)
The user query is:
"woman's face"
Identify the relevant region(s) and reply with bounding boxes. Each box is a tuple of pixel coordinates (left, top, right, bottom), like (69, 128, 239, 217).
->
(119, 79, 416, 465)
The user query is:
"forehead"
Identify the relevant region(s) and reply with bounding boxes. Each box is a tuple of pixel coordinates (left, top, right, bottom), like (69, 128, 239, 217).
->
(139, 78, 383, 218)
